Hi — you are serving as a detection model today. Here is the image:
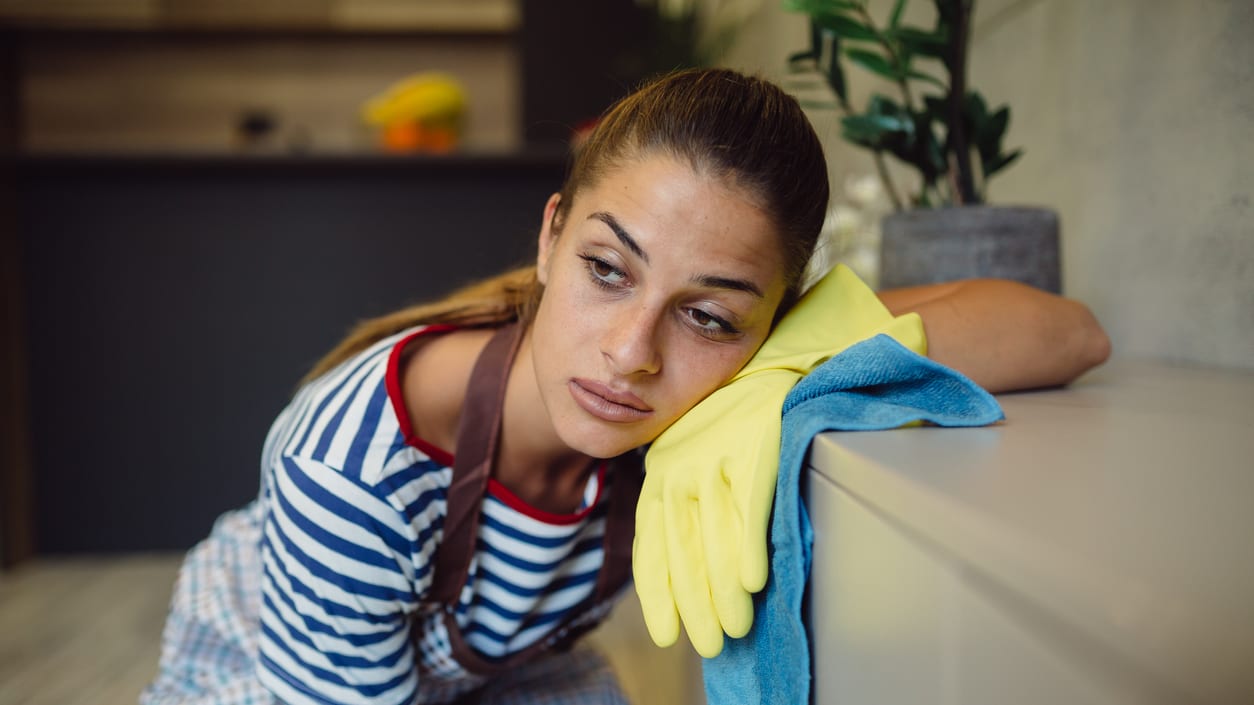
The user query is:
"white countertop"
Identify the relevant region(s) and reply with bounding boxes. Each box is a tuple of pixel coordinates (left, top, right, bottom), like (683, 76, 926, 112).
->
(807, 358, 1254, 704)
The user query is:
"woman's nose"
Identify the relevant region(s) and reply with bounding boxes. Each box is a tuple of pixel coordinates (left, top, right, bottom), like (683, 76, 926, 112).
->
(602, 303, 663, 376)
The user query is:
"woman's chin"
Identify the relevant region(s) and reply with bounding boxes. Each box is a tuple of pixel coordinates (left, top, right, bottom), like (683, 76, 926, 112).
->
(557, 421, 654, 460)
(566, 436, 639, 460)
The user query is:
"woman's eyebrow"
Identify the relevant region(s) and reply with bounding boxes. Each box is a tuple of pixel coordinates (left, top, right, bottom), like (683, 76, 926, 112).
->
(695, 275, 764, 299)
(588, 210, 763, 298)
(589, 212, 649, 264)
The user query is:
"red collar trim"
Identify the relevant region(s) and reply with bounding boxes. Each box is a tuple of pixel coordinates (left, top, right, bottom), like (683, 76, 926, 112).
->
(486, 464, 606, 526)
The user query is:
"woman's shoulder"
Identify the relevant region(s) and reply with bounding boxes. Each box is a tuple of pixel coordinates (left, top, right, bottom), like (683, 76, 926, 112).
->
(409, 325, 497, 365)
(398, 326, 498, 455)
(269, 324, 473, 475)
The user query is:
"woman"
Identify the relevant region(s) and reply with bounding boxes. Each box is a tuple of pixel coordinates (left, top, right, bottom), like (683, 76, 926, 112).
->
(144, 68, 1109, 705)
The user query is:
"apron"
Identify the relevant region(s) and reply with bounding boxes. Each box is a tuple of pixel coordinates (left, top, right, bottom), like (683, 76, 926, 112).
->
(423, 322, 644, 676)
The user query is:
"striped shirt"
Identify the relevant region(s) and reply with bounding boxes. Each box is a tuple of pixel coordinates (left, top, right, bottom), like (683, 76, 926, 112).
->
(255, 325, 612, 705)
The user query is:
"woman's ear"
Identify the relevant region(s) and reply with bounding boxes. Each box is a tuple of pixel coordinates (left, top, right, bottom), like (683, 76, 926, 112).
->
(536, 192, 563, 286)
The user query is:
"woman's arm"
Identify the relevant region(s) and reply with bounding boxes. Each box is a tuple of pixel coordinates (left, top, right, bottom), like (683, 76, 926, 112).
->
(878, 279, 1112, 393)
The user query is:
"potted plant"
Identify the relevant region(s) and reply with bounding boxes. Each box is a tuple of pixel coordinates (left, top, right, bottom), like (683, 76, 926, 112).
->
(785, 0, 1061, 293)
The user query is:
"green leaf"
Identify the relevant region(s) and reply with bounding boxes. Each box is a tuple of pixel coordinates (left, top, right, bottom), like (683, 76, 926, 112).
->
(959, 93, 985, 152)
(908, 110, 946, 179)
(812, 12, 878, 41)
(890, 26, 950, 58)
(986, 106, 1010, 134)
(983, 148, 1022, 178)
(965, 91, 989, 124)
(839, 117, 885, 149)
(860, 95, 940, 177)
(976, 107, 1015, 175)
(958, 93, 1022, 180)
(825, 35, 849, 103)
(783, 0, 862, 13)
(964, 93, 998, 161)
(810, 15, 824, 55)
(852, 112, 912, 134)
(788, 19, 827, 77)
(842, 94, 913, 149)
(845, 48, 899, 80)
(844, 104, 945, 189)
(907, 69, 947, 89)
(841, 114, 906, 149)
(818, 0, 862, 10)
(980, 107, 1010, 151)
(865, 93, 906, 118)
(889, 0, 908, 29)
(787, 49, 818, 71)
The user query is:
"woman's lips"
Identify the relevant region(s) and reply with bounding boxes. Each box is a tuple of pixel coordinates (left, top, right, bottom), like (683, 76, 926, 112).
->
(569, 379, 653, 423)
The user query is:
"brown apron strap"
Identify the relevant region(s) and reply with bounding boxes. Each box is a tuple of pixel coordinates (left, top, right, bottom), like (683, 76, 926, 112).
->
(593, 450, 644, 602)
(427, 323, 522, 605)
(441, 452, 645, 676)
(536, 450, 644, 657)
(421, 321, 646, 675)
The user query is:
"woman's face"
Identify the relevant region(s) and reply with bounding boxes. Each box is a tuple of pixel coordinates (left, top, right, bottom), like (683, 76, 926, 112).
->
(531, 154, 788, 458)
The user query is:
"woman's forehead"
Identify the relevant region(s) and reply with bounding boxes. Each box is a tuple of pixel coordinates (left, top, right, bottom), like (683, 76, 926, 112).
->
(568, 155, 787, 294)
(573, 155, 772, 236)
(581, 150, 768, 206)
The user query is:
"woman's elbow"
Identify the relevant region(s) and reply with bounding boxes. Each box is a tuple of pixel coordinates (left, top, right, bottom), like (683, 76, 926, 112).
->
(1061, 300, 1112, 383)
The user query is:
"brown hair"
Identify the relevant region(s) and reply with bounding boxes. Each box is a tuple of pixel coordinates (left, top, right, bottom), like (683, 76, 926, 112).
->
(303, 68, 829, 383)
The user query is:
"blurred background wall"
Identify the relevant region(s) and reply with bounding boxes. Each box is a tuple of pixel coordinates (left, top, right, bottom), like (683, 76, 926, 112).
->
(6, 0, 524, 154)
(0, 0, 656, 560)
(5, 0, 658, 156)
(21, 33, 520, 154)
(966, 0, 1252, 371)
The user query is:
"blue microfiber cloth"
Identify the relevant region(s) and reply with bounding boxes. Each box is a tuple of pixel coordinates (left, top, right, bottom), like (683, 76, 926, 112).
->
(702, 334, 1005, 705)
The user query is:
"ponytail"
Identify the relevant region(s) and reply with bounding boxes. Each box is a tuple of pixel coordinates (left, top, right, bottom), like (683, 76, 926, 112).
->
(300, 265, 541, 385)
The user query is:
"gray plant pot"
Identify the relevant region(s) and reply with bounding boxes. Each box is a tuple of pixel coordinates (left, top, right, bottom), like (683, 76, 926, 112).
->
(880, 206, 1061, 293)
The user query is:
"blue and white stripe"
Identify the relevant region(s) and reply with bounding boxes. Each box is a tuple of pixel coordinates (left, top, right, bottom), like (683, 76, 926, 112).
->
(459, 491, 606, 659)
(242, 326, 609, 704)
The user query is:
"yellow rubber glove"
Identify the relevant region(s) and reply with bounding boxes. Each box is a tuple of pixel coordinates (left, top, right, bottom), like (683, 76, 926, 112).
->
(633, 264, 926, 657)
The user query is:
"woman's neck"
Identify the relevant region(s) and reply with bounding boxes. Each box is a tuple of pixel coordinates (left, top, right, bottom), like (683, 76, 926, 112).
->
(496, 328, 598, 514)
(404, 324, 593, 514)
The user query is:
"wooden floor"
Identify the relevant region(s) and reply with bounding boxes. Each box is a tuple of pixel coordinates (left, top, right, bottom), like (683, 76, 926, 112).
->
(0, 554, 705, 705)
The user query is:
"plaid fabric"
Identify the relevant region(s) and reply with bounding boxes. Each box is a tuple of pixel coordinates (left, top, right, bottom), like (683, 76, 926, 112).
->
(142, 503, 630, 705)
(142, 504, 272, 705)
(460, 649, 629, 705)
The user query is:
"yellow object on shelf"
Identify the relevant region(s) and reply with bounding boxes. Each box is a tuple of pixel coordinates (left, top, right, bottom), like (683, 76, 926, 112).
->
(362, 72, 467, 153)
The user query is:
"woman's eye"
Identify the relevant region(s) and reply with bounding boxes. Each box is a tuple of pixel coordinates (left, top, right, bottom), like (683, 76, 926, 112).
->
(686, 308, 739, 337)
(579, 254, 627, 288)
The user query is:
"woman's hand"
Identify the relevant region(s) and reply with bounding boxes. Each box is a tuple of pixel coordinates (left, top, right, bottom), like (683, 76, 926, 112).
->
(878, 279, 1112, 393)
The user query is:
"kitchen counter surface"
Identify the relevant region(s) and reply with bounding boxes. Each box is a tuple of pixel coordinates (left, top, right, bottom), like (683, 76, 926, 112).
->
(807, 359, 1254, 704)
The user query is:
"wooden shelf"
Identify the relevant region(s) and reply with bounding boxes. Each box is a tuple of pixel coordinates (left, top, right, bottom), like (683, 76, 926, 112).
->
(14, 146, 570, 177)
(0, 0, 519, 34)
